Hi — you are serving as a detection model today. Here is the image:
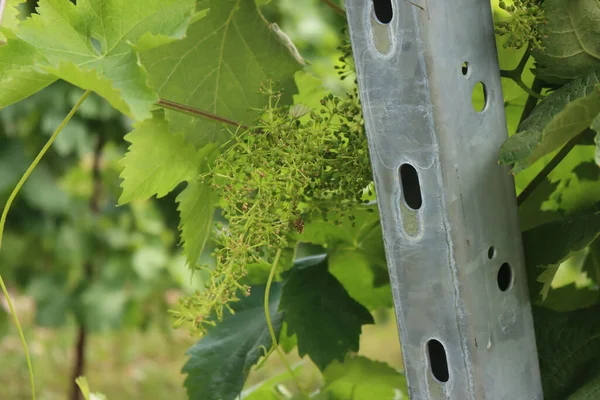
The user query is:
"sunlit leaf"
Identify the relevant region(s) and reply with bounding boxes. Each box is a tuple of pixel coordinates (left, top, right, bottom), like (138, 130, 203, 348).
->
(119, 114, 211, 204)
(0, 0, 196, 118)
(500, 70, 600, 171)
(141, 0, 302, 145)
(319, 355, 407, 400)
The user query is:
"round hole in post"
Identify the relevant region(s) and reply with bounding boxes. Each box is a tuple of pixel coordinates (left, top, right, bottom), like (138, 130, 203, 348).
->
(488, 246, 496, 259)
(427, 339, 450, 383)
(472, 81, 487, 112)
(497, 262, 513, 291)
(461, 62, 470, 76)
(400, 163, 422, 210)
(373, 0, 393, 24)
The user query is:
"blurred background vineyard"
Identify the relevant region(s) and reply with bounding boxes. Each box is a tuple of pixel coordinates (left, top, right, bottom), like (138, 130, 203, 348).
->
(0, 1, 402, 399)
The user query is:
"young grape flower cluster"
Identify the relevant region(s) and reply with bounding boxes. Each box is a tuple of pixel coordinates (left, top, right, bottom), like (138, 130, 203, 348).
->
(495, 0, 547, 50)
(174, 83, 373, 335)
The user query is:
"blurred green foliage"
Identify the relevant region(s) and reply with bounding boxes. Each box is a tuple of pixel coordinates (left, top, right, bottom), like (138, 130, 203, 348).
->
(0, 80, 208, 336)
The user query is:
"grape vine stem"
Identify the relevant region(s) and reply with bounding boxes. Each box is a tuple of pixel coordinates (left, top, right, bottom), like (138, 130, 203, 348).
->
(518, 77, 544, 126)
(500, 46, 544, 100)
(517, 132, 581, 206)
(157, 98, 249, 131)
(264, 249, 309, 399)
(0, 89, 91, 400)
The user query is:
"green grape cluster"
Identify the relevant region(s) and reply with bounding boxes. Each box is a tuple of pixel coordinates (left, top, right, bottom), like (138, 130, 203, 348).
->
(175, 84, 373, 334)
(495, 0, 547, 50)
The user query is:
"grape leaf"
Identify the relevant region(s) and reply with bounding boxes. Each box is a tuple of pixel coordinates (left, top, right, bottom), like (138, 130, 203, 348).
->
(569, 371, 600, 399)
(176, 179, 216, 268)
(517, 143, 600, 231)
(0, 38, 57, 110)
(242, 388, 281, 400)
(0, 0, 24, 39)
(141, 0, 302, 146)
(539, 284, 599, 312)
(582, 237, 600, 285)
(523, 210, 600, 268)
(533, 0, 600, 85)
(328, 251, 392, 310)
(533, 303, 600, 400)
(499, 69, 600, 171)
(75, 377, 108, 400)
(517, 177, 560, 231)
(167, 255, 207, 293)
(523, 210, 600, 304)
(515, 143, 600, 235)
(544, 147, 600, 216)
(293, 70, 329, 113)
(537, 265, 560, 303)
(278, 321, 297, 353)
(0, 0, 196, 119)
(118, 114, 212, 204)
(279, 256, 374, 371)
(182, 283, 284, 400)
(240, 364, 305, 400)
(301, 207, 392, 309)
(301, 207, 382, 258)
(318, 355, 407, 400)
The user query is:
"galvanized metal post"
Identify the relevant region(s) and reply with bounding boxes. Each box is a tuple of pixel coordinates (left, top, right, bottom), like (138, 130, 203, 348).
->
(345, 1, 543, 399)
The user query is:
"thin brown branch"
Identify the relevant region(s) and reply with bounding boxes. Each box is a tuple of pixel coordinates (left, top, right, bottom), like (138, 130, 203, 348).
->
(69, 326, 87, 400)
(517, 132, 581, 206)
(321, 0, 346, 17)
(69, 134, 105, 400)
(157, 98, 249, 131)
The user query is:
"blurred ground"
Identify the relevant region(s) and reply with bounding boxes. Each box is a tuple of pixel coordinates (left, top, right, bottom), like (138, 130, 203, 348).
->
(0, 293, 402, 400)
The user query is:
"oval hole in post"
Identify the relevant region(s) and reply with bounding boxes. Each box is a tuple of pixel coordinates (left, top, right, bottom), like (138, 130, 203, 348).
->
(400, 164, 422, 210)
(427, 339, 450, 383)
(472, 81, 487, 112)
(373, 0, 393, 24)
(461, 62, 470, 77)
(497, 262, 513, 291)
